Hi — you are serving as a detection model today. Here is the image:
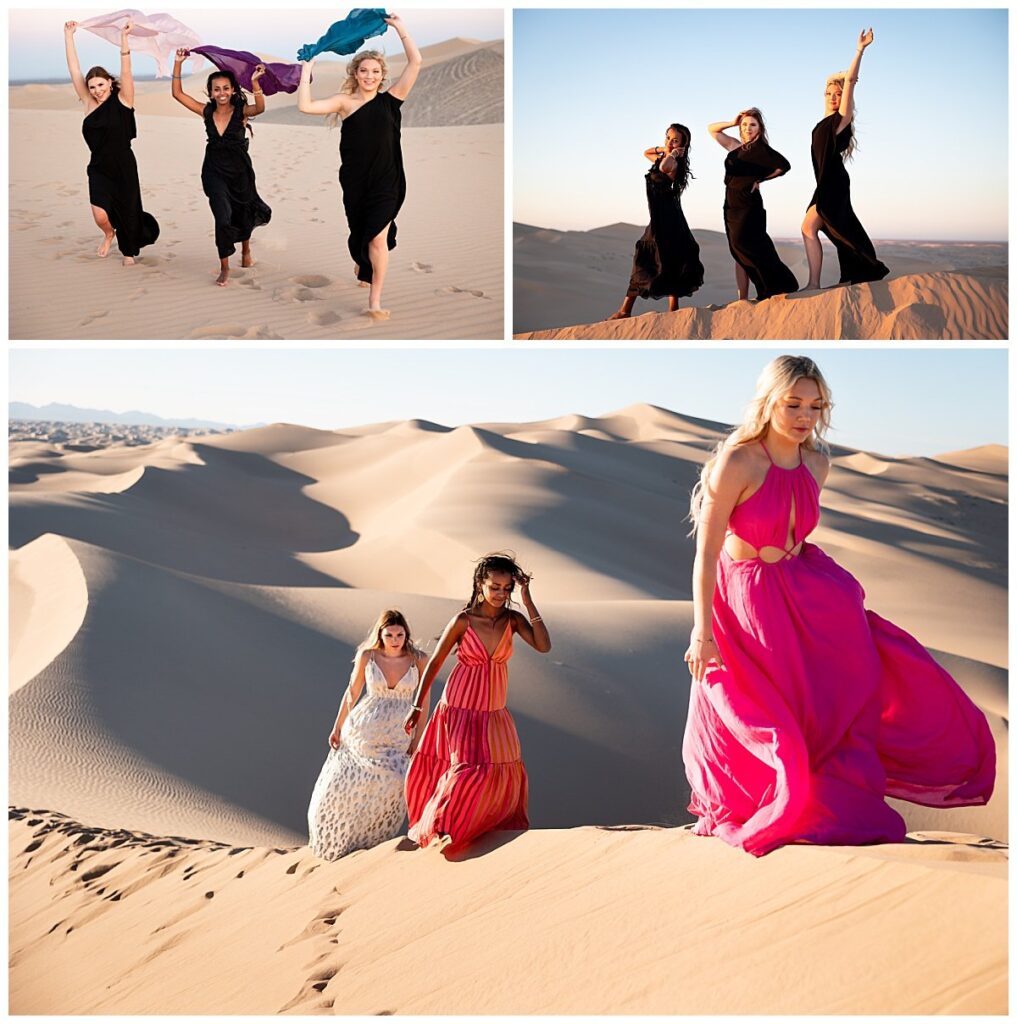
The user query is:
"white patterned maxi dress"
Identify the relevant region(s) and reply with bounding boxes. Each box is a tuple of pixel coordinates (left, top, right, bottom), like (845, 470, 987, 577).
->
(307, 657, 417, 860)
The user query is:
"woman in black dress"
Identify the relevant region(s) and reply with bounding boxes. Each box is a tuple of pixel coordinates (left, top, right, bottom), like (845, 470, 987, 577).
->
(297, 14, 422, 321)
(709, 108, 799, 301)
(171, 51, 272, 287)
(606, 123, 704, 320)
(801, 29, 888, 290)
(63, 19, 159, 265)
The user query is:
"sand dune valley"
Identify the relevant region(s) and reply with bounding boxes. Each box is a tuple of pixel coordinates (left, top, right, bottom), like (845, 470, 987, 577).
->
(9, 39, 503, 341)
(513, 223, 1008, 340)
(8, 407, 1008, 1014)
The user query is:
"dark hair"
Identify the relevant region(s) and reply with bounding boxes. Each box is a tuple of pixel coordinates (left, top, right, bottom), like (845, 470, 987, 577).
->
(736, 107, 770, 148)
(205, 69, 253, 136)
(465, 552, 527, 610)
(84, 66, 119, 95)
(667, 122, 694, 196)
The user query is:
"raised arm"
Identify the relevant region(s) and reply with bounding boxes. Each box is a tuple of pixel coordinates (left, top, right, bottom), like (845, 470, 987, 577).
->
(63, 22, 90, 104)
(297, 57, 345, 116)
(510, 576, 551, 653)
(118, 21, 134, 107)
(838, 27, 873, 131)
(644, 145, 665, 162)
(685, 447, 755, 682)
(243, 64, 266, 118)
(171, 48, 206, 115)
(708, 117, 742, 152)
(327, 649, 370, 748)
(403, 612, 468, 736)
(386, 14, 422, 101)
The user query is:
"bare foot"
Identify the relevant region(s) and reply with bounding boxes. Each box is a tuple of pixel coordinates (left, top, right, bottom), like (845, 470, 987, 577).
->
(426, 833, 452, 852)
(97, 231, 115, 258)
(241, 253, 255, 268)
(216, 267, 230, 287)
(606, 310, 630, 320)
(363, 307, 391, 321)
(121, 256, 135, 267)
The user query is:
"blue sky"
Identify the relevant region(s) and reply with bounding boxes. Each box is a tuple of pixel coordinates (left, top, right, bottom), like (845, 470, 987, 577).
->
(514, 8, 1008, 240)
(9, 7, 504, 80)
(8, 348, 1007, 457)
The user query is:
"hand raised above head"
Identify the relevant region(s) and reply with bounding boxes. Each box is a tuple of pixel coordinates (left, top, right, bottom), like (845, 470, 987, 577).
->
(175, 47, 190, 60)
(65, 21, 78, 34)
(252, 63, 266, 81)
(858, 27, 874, 49)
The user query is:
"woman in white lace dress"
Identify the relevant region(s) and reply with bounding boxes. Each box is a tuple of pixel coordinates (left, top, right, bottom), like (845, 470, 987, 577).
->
(307, 610, 430, 860)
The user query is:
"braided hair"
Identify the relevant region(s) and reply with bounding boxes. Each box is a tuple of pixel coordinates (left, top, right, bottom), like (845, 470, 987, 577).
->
(465, 552, 527, 611)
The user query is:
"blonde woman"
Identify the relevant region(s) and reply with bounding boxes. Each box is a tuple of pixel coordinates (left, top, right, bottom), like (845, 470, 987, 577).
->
(307, 609, 429, 860)
(801, 28, 888, 289)
(682, 355, 995, 856)
(297, 14, 422, 320)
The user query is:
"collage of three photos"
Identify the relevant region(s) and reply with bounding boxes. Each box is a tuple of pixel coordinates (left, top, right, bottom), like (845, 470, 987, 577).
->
(7, 5, 1009, 1016)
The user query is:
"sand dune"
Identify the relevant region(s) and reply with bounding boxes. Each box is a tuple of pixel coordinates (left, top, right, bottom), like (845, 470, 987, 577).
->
(8, 408, 1007, 850)
(513, 220, 1007, 339)
(8, 38, 503, 341)
(9, 809, 1007, 1014)
(8, 408, 1007, 1013)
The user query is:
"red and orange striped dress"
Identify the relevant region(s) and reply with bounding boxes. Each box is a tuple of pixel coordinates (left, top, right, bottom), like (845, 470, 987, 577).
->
(405, 620, 529, 851)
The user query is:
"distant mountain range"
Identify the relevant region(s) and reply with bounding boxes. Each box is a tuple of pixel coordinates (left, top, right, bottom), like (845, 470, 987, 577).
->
(9, 402, 240, 430)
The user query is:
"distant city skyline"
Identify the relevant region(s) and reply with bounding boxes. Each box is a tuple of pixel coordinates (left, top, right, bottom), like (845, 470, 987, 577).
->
(515, 9, 1007, 241)
(9, 7, 504, 81)
(8, 349, 1007, 458)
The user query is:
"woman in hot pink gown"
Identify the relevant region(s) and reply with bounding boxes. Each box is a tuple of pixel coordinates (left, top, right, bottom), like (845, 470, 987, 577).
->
(403, 553, 551, 853)
(682, 355, 995, 856)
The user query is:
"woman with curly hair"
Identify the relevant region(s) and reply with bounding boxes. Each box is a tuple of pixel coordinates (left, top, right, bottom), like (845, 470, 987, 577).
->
(171, 49, 272, 286)
(63, 19, 159, 264)
(403, 553, 552, 853)
(801, 28, 889, 289)
(709, 107, 799, 301)
(297, 14, 422, 320)
(307, 609, 430, 860)
(607, 122, 704, 320)
(682, 355, 995, 856)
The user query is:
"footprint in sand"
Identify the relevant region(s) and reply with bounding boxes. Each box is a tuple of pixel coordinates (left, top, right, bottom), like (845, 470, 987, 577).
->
(437, 285, 489, 299)
(411, 261, 433, 273)
(188, 323, 283, 340)
(289, 274, 332, 289)
(79, 310, 109, 327)
(308, 309, 342, 326)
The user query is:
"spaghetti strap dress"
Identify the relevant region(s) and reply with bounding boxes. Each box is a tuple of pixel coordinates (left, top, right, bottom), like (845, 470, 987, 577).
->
(306, 656, 416, 860)
(405, 620, 529, 851)
(723, 142, 799, 299)
(82, 97, 160, 257)
(626, 156, 704, 301)
(339, 91, 406, 283)
(808, 112, 889, 284)
(682, 442, 995, 857)
(201, 103, 271, 259)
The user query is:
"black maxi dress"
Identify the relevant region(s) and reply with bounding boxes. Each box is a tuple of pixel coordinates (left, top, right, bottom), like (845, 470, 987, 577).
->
(339, 91, 406, 283)
(723, 142, 799, 300)
(809, 112, 889, 284)
(82, 96, 160, 258)
(201, 103, 271, 259)
(626, 157, 704, 301)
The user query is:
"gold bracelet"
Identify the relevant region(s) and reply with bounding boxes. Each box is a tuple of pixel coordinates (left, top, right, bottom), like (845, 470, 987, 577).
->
(121, 50, 130, 55)
(530, 615, 543, 623)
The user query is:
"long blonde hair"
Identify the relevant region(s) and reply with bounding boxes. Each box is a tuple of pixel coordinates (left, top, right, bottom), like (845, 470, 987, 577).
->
(826, 72, 857, 160)
(688, 355, 833, 531)
(326, 49, 390, 129)
(355, 608, 426, 660)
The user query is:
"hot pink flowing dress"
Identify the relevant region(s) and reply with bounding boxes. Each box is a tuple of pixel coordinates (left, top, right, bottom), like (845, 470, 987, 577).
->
(682, 443, 996, 856)
(406, 620, 529, 851)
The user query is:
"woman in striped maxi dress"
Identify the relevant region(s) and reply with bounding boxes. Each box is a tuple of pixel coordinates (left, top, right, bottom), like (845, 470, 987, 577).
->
(403, 553, 552, 853)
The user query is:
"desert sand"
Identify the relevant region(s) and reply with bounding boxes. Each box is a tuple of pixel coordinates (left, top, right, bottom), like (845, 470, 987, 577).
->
(513, 222, 1008, 339)
(9, 40, 503, 340)
(8, 408, 1008, 1013)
